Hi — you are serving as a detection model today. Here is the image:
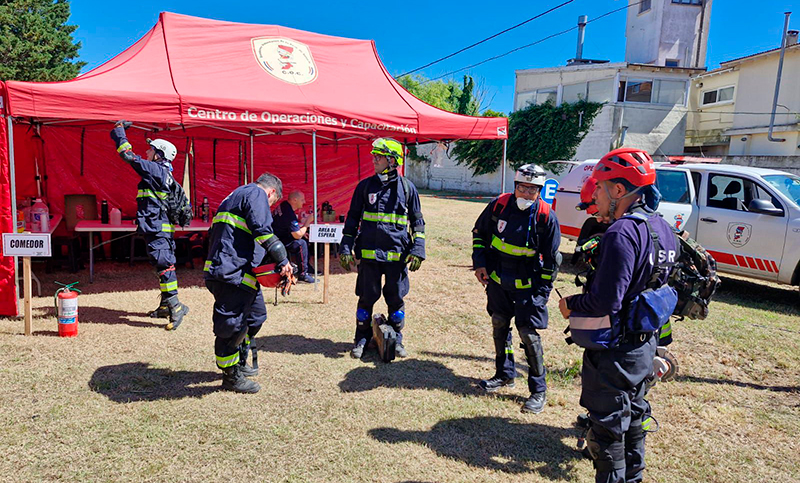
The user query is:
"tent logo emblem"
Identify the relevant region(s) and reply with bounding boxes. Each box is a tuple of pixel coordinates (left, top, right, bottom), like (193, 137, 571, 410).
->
(497, 127, 507, 136)
(252, 37, 318, 85)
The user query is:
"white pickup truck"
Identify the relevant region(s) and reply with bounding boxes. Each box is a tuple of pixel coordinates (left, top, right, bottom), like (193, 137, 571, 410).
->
(553, 161, 800, 289)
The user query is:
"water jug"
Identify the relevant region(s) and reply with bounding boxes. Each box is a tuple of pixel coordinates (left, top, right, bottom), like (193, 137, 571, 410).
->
(30, 199, 49, 233)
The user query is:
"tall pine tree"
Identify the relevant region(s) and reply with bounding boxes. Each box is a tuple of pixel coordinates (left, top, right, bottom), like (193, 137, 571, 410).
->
(0, 0, 85, 82)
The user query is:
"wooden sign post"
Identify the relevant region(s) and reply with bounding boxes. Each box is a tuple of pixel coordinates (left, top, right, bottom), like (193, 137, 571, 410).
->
(3, 232, 51, 335)
(308, 223, 344, 304)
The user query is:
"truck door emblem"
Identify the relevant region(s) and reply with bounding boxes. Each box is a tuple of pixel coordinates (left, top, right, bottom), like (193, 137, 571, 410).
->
(727, 222, 752, 248)
(674, 213, 684, 230)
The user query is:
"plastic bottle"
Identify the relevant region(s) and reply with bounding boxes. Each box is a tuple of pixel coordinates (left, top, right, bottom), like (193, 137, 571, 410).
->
(16, 210, 25, 233)
(202, 197, 209, 222)
(101, 200, 109, 224)
(30, 198, 49, 233)
(110, 207, 122, 226)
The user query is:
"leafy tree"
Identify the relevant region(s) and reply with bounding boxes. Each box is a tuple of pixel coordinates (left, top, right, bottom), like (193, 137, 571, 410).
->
(453, 99, 604, 176)
(397, 75, 479, 115)
(0, 0, 85, 81)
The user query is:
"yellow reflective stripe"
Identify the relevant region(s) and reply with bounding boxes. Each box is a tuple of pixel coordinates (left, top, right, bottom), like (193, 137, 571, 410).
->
(413, 232, 425, 239)
(505, 345, 514, 355)
(255, 233, 274, 244)
(117, 142, 132, 153)
(241, 273, 257, 290)
(515, 278, 532, 289)
(244, 335, 251, 345)
(216, 352, 240, 368)
(473, 244, 485, 249)
(160, 281, 178, 292)
(541, 274, 552, 280)
(642, 417, 654, 431)
(660, 321, 672, 338)
(490, 271, 501, 284)
(204, 260, 212, 272)
(213, 212, 252, 234)
(490, 235, 537, 257)
(362, 211, 408, 225)
(255, 269, 277, 278)
(360, 249, 401, 261)
(136, 189, 168, 200)
(162, 223, 175, 233)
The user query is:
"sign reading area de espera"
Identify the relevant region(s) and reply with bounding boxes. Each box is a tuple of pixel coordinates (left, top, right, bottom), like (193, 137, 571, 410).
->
(309, 224, 344, 244)
(2, 233, 52, 257)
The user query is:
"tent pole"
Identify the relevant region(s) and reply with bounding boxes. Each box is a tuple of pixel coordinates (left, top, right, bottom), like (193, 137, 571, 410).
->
(500, 139, 508, 194)
(249, 131, 254, 183)
(312, 131, 318, 288)
(7, 115, 19, 312)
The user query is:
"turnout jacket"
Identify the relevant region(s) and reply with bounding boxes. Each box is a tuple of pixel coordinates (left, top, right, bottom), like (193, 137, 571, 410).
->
(111, 126, 173, 238)
(340, 174, 425, 263)
(472, 195, 561, 295)
(204, 184, 285, 291)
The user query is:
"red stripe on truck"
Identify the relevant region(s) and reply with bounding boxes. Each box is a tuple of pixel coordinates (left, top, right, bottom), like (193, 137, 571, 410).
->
(707, 250, 736, 266)
(755, 258, 766, 271)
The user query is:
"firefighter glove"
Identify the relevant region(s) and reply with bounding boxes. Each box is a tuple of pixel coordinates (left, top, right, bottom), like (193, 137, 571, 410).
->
(407, 254, 423, 272)
(115, 120, 133, 130)
(340, 254, 355, 271)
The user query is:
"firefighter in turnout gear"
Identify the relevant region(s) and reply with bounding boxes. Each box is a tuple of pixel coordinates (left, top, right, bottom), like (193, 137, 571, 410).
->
(339, 138, 426, 359)
(472, 164, 561, 414)
(559, 148, 680, 483)
(204, 172, 292, 393)
(110, 121, 188, 330)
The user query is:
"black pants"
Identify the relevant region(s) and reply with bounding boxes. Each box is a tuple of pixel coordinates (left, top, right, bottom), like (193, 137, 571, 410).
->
(581, 335, 656, 483)
(284, 238, 312, 275)
(145, 235, 177, 301)
(354, 260, 409, 345)
(206, 280, 267, 370)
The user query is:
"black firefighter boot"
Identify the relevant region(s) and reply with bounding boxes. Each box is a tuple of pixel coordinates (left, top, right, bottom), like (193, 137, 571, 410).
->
(147, 296, 170, 319)
(221, 365, 260, 393)
(164, 295, 189, 331)
(238, 342, 259, 377)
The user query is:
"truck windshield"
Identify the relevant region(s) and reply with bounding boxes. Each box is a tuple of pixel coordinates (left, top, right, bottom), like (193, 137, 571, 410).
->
(764, 175, 800, 209)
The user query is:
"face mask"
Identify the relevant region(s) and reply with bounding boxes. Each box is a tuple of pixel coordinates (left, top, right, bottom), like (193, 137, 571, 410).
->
(516, 197, 534, 210)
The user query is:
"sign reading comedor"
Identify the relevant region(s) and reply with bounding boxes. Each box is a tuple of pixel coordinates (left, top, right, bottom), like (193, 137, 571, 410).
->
(2, 233, 52, 257)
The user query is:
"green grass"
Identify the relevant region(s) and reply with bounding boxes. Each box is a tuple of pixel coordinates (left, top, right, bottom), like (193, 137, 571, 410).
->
(0, 193, 798, 482)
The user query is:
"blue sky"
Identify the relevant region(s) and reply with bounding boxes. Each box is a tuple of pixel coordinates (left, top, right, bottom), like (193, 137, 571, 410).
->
(69, 0, 796, 114)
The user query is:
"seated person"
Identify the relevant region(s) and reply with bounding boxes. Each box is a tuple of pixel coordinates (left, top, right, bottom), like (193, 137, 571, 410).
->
(272, 190, 316, 283)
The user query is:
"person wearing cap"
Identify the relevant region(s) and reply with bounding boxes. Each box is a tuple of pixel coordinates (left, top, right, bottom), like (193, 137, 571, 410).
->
(204, 172, 292, 393)
(110, 121, 189, 331)
(339, 138, 426, 359)
(471, 164, 561, 414)
(559, 148, 679, 483)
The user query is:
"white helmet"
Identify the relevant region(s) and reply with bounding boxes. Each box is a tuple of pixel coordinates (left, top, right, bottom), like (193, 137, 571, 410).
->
(147, 138, 178, 162)
(514, 164, 546, 187)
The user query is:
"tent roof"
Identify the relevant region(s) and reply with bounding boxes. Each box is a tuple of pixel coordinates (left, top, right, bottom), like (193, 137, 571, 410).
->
(4, 12, 507, 142)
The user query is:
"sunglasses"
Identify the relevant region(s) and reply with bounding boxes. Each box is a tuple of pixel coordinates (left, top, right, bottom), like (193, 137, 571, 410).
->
(515, 184, 540, 194)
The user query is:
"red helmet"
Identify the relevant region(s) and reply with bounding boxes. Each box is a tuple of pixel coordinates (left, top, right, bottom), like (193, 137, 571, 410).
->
(576, 177, 599, 215)
(593, 148, 655, 187)
(253, 263, 281, 288)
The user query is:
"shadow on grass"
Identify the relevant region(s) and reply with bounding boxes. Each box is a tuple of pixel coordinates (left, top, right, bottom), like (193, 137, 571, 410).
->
(89, 362, 219, 402)
(677, 374, 799, 393)
(370, 416, 581, 479)
(715, 276, 800, 316)
(256, 334, 352, 359)
(419, 350, 494, 364)
(78, 306, 167, 329)
(339, 358, 478, 395)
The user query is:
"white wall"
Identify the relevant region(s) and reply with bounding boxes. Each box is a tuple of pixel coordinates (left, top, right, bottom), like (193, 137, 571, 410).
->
(404, 143, 515, 195)
(626, 0, 712, 67)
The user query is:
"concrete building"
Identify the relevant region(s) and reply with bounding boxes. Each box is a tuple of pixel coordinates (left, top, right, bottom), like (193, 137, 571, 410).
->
(626, 0, 712, 68)
(687, 36, 800, 157)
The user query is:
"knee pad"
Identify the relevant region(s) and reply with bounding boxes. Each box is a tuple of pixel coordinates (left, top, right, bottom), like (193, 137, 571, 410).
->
(356, 308, 371, 329)
(491, 314, 510, 330)
(520, 332, 545, 377)
(389, 310, 405, 331)
(586, 428, 625, 472)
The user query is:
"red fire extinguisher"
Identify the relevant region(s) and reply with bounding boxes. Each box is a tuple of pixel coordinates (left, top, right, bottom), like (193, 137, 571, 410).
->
(54, 282, 81, 337)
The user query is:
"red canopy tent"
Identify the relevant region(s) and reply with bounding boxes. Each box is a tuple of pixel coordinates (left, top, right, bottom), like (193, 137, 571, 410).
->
(0, 12, 508, 316)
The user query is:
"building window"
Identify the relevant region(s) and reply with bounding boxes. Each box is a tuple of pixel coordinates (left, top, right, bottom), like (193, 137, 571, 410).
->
(640, 0, 652, 13)
(535, 88, 558, 106)
(625, 79, 654, 103)
(701, 86, 735, 106)
(665, 59, 680, 67)
(672, 0, 702, 5)
(618, 77, 687, 105)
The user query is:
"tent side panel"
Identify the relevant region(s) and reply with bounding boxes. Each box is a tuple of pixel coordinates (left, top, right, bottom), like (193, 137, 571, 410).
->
(0, 100, 19, 316)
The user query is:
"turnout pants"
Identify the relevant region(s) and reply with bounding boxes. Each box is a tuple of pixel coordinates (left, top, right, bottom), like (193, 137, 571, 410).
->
(581, 334, 657, 483)
(205, 280, 267, 370)
(145, 235, 177, 301)
(486, 280, 549, 394)
(354, 260, 409, 345)
(284, 238, 311, 276)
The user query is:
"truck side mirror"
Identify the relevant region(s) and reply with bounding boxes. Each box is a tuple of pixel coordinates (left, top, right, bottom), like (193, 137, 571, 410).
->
(747, 199, 783, 216)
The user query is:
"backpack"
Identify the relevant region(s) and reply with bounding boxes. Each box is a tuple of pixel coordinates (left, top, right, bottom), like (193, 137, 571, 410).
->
(668, 229, 721, 320)
(158, 175, 193, 227)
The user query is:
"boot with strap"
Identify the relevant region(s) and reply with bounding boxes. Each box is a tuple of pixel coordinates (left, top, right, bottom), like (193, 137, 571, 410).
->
(165, 295, 189, 331)
(148, 296, 170, 319)
(238, 340, 259, 377)
(221, 365, 260, 393)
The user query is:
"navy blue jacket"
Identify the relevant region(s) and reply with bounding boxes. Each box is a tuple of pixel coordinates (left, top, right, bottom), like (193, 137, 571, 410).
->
(340, 175, 425, 262)
(472, 195, 561, 295)
(272, 200, 301, 245)
(204, 184, 282, 292)
(111, 127, 173, 238)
